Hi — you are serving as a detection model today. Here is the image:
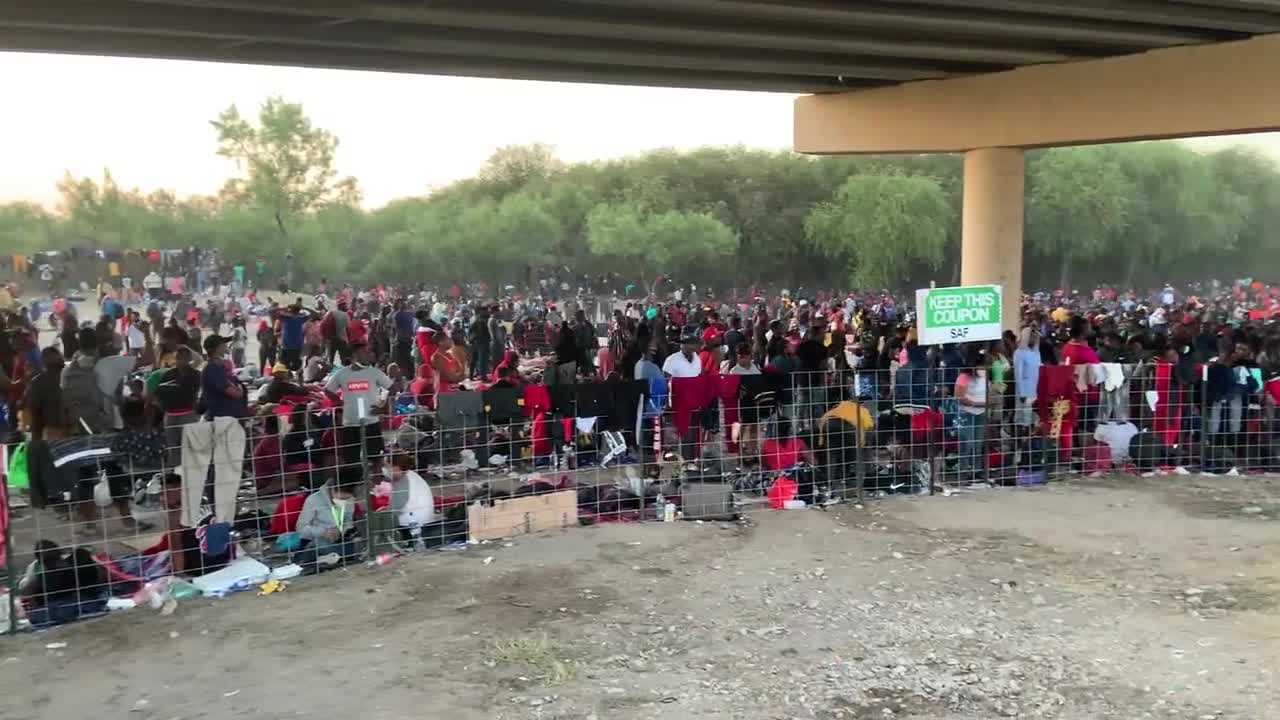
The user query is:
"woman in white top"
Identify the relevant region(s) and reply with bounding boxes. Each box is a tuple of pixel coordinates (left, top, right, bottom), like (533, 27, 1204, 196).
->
(953, 344, 989, 483)
(388, 454, 436, 530)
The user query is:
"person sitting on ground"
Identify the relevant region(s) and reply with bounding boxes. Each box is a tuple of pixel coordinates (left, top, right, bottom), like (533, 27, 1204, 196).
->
(20, 540, 108, 626)
(259, 362, 309, 404)
(760, 417, 812, 474)
(387, 452, 436, 531)
(294, 467, 367, 569)
(160, 472, 232, 577)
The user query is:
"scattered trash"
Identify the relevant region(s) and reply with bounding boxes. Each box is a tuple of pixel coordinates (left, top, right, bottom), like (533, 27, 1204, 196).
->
(106, 597, 137, 611)
(257, 579, 288, 596)
(168, 630, 180, 639)
(483, 556, 495, 565)
(269, 563, 303, 581)
(45, 642, 67, 650)
(1242, 506, 1264, 515)
(373, 553, 397, 566)
(223, 690, 240, 698)
(160, 598, 178, 616)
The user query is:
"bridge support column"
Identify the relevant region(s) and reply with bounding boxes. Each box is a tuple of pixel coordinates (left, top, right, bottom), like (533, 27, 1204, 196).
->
(960, 147, 1024, 333)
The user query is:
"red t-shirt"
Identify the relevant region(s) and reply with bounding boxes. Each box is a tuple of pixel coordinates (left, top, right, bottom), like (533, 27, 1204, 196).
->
(1062, 340, 1101, 400)
(1062, 340, 1099, 366)
(762, 437, 806, 473)
(348, 319, 368, 346)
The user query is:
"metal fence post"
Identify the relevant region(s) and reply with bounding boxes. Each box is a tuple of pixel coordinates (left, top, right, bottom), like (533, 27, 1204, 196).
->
(362, 424, 376, 560)
(4, 480, 17, 635)
(1200, 366, 1209, 471)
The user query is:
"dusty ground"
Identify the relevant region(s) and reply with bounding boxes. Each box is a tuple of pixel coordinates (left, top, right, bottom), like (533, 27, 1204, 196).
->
(2, 475, 1278, 720)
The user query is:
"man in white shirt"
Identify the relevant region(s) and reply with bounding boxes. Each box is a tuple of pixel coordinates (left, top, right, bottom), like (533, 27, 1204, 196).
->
(662, 334, 703, 378)
(143, 271, 163, 299)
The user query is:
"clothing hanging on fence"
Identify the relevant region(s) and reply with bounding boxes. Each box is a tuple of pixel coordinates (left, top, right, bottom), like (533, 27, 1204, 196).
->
(1152, 360, 1182, 447)
(1037, 365, 1078, 462)
(1098, 363, 1131, 423)
(179, 417, 245, 527)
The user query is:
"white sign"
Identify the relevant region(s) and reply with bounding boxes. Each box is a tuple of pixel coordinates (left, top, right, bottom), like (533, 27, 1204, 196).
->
(915, 284, 1003, 345)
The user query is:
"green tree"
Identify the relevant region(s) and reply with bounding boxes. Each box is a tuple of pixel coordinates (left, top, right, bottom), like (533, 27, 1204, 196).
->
(211, 96, 358, 237)
(585, 202, 737, 288)
(1205, 147, 1280, 280)
(1111, 143, 1248, 285)
(476, 143, 564, 197)
(804, 174, 950, 288)
(1026, 146, 1134, 289)
(0, 202, 57, 253)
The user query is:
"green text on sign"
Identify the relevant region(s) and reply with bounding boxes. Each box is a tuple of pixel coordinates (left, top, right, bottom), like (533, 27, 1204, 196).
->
(924, 285, 1001, 327)
(914, 284, 1004, 345)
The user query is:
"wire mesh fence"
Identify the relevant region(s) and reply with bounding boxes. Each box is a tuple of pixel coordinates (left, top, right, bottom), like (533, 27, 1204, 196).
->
(3, 358, 1277, 633)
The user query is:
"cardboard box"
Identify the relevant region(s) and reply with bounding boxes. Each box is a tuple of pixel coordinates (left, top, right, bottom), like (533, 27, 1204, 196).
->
(467, 490, 578, 542)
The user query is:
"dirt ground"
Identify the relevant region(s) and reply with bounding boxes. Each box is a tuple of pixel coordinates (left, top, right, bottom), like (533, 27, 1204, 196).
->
(2, 475, 1278, 720)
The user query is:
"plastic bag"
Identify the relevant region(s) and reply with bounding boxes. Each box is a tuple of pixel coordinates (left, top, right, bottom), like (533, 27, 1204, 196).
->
(93, 471, 113, 508)
(767, 476, 798, 509)
(7, 441, 29, 490)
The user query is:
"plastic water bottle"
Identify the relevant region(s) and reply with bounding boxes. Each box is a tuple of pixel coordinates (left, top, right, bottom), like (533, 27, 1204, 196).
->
(654, 493, 665, 521)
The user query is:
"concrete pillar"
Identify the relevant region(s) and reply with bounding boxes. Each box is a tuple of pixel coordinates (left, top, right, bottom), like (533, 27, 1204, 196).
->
(960, 147, 1024, 333)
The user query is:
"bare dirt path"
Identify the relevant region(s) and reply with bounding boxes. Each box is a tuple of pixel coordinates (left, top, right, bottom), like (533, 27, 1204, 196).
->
(3, 476, 1277, 719)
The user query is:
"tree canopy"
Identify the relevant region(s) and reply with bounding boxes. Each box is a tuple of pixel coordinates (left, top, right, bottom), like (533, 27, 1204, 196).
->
(3, 96, 1279, 291)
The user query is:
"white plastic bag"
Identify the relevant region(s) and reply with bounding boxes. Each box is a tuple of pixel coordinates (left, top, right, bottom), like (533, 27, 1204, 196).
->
(93, 470, 113, 508)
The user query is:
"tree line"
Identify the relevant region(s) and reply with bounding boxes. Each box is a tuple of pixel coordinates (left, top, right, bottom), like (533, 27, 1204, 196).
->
(1, 96, 1277, 292)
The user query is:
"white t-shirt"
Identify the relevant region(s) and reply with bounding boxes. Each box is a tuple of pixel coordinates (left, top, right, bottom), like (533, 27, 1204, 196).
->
(959, 372, 988, 416)
(127, 323, 145, 351)
(144, 273, 162, 290)
(1094, 421, 1138, 464)
(662, 351, 702, 378)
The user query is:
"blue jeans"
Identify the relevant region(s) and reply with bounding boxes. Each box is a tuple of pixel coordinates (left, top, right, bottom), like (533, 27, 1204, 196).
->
(955, 411, 988, 482)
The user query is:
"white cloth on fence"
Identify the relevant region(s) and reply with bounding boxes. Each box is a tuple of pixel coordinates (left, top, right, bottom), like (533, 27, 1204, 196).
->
(180, 416, 246, 527)
(1101, 363, 1126, 392)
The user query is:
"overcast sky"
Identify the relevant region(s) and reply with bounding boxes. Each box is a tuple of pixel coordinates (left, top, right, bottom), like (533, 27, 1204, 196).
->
(0, 52, 794, 208)
(3, 51, 1277, 210)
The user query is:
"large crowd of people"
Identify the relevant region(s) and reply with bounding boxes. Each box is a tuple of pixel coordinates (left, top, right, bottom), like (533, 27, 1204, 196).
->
(2, 252, 1279, 627)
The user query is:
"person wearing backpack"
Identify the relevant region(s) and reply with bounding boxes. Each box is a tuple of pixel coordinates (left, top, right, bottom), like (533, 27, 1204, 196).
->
(61, 328, 110, 435)
(60, 328, 140, 534)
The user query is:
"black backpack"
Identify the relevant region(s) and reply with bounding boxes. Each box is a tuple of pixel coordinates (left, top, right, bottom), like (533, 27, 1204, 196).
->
(1129, 432, 1167, 471)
